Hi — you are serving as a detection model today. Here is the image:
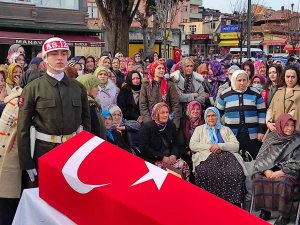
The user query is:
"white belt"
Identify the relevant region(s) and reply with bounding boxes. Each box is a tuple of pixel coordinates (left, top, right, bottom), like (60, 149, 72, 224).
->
(36, 131, 77, 144)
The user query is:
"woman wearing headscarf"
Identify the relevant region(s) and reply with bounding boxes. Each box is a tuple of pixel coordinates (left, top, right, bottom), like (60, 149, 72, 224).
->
(138, 102, 190, 180)
(216, 70, 266, 159)
(117, 70, 142, 121)
(251, 74, 266, 93)
(111, 57, 125, 88)
(261, 64, 282, 108)
(170, 57, 205, 113)
(8, 52, 26, 68)
(6, 64, 23, 95)
(214, 64, 240, 105)
(7, 44, 25, 60)
(133, 53, 144, 68)
(266, 65, 300, 132)
(206, 60, 227, 105)
(254, 60, 267, 77)
(0, 70, 7, 104)
(94, 66, 118, 110)
(253, 113, 300, 225)
(101, 109, 131, 152)
(125, 57, 134, 76)
(139, 61, 182, 128)
(98, 56, 111, 69)
(85, 56, 96, 74)
(76, 74, 106, 140)
(0, 86, 23, 225)
(177, 101, 204, 183)
(189, 107, 247, 205)
(241, 61, 255, 81)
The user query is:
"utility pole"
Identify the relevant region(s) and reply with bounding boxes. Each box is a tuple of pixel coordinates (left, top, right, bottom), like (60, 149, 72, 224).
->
(247, 0, 251, 58)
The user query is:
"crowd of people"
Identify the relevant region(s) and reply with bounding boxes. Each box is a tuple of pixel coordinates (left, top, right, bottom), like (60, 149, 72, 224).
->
(0, 38, 299, 225)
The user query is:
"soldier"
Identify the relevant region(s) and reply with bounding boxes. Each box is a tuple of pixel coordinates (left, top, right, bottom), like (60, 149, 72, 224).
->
(17, 37, 91, 183)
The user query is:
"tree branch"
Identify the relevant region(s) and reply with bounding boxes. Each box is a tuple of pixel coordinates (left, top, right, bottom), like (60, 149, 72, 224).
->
(129, 0, 142, 25)
(95, 0, 112, 29)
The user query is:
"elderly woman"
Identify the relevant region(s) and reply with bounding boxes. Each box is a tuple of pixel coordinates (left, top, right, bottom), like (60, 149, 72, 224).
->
(254, 60, 267, 77)
(6, 64, 23, 95)
(111, 57, 125, 88)
(108, 104, 141, 148)
(189, 107, 247, 205)
(170, 57, 205, 113)
(261, 64, 282, 108)
(216, 70, 266, 158)
(101, 109, 131, 152)
(178, 101, 204, 182)
(76, 74, 106, 139)
(0, 86, 23, 225)
(138, 102, 190, 180)
(8, 53, 26, 68)
(117, 70, 142, 121)
(215, 64, 240, 104)
(267, 65, 300, 132)
(139, 61, 182, 128)
(94, 66, 118, 110)
(251, 74, 266, 93)
(253, 113, 300, 225)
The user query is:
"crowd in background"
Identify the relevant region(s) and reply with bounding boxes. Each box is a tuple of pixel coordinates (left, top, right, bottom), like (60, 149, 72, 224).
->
(0, 43, 299, 225)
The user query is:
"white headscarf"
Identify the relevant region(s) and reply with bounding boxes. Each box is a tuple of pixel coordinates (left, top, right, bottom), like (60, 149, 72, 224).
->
(230, 69, 249, 93)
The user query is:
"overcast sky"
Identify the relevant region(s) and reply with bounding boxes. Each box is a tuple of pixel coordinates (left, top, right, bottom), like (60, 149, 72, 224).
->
(203, 0, 300, 13)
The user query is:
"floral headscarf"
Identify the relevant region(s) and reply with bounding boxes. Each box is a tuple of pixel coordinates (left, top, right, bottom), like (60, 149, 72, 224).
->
(204, 107, 223, 144)
(184, 101, 203, 141)
(151, 102, 170, 124)
(208, 60, 227, 99)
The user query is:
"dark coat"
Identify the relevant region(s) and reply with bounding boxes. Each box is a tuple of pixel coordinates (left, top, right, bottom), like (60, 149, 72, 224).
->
(89, 98, 106, 140)
(138, 120, 180, 164)
(117, 86, 140, 120)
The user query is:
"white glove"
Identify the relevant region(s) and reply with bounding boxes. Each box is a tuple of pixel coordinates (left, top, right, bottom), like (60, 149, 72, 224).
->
(27, 168, 37, 182)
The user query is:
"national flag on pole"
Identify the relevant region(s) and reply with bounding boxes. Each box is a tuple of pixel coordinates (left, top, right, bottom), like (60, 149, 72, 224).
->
(39, 131, 268, 225)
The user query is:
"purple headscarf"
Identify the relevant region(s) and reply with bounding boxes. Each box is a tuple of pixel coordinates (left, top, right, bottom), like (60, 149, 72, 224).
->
(208, 60, 227, 99)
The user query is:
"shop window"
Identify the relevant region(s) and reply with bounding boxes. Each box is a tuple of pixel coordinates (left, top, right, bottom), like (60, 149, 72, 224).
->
(269, 45, 285, 54)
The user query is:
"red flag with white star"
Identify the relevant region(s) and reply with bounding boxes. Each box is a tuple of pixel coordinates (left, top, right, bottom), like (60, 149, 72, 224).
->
(39, 131, 268, 225)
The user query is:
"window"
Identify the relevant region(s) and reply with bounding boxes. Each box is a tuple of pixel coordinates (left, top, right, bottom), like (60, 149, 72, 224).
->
(269, 45, 285, 54)
(87, 2, 99, 19)
(189, 25, 196, 33)
(183, 6, 188, 12)
(33, 0, 79, 9)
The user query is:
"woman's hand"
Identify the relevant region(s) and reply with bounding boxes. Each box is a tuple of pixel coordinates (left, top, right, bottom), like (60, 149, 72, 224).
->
(13, 76, 21, 86)
(210, 144, 221, 154)
(257, 133, 264, 141)
(192, 93, 199, 98)
(267, 122, 276, 132)
(116, 126, 126, 132)
(269, 170, 285, 179)
(264, 170, 273, 178)
(169, 155, 177, 165)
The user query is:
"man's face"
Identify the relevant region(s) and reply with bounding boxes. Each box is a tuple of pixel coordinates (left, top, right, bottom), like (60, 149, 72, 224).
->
(47, 50, 68, 73)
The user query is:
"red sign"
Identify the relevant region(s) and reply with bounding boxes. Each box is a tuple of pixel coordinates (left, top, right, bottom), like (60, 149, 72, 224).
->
(173, 48, 182, 63)
(188, 34, 210, 40)
(39, 131, 268, 225)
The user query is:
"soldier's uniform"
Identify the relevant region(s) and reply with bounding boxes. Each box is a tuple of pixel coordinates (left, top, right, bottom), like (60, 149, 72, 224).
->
(17, 37, 91, 171)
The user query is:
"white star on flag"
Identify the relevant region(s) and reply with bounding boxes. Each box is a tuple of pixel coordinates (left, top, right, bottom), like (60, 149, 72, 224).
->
(131, 161, 168, 190)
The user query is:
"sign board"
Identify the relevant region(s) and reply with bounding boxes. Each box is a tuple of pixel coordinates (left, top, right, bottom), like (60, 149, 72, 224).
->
(221, 24, 241, 33)
(220, 32, 239, 40)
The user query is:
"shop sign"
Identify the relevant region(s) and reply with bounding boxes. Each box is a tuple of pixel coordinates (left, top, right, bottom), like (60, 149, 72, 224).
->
(220, 32, 239, 40)
(221, 24, 241, 33)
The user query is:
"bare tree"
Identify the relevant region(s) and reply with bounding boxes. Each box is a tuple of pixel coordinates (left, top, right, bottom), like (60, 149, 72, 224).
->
(135, 0, 160, 58)
(95, 0, 141, 56)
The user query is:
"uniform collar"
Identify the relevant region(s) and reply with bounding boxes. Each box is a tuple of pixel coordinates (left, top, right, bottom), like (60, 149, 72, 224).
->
(45, 73, 70, 86)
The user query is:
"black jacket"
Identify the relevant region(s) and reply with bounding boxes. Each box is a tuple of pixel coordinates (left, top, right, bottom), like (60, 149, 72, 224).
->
(138, 120, 180, 164)
(117, 86, 140, 120)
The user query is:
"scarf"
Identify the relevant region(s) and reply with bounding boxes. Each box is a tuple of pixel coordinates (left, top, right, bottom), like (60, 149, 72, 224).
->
(184, 101, 203, 141)
(255, 113, 299, 172)
(184, 74, 194, 93)
(204, 107, 223, 144)
(230, 70, 249, 93)
(148, 61, 168, 102)
(208, 61, 227, 99)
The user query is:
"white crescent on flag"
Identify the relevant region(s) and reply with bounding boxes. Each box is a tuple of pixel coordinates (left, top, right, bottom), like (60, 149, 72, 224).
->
(62, 136, 110, 194)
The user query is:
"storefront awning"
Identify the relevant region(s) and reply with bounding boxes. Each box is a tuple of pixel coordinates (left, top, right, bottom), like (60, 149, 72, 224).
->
(0, 31, 105, 47)
(261, 40, 286, 45)
(218, 40, 239, 47)
(58, 35, 105, 47)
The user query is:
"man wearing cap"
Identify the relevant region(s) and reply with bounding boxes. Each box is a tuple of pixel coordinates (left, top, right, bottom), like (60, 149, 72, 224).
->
(17, 37, 91, 183)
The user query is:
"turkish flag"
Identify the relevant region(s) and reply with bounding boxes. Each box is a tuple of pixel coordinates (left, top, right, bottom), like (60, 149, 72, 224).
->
(39, 131, 268, 225)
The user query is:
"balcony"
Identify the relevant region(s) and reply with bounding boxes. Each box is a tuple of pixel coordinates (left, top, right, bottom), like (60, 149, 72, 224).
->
(190, 13, 201, 19)
(190, 0, 202, 6)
